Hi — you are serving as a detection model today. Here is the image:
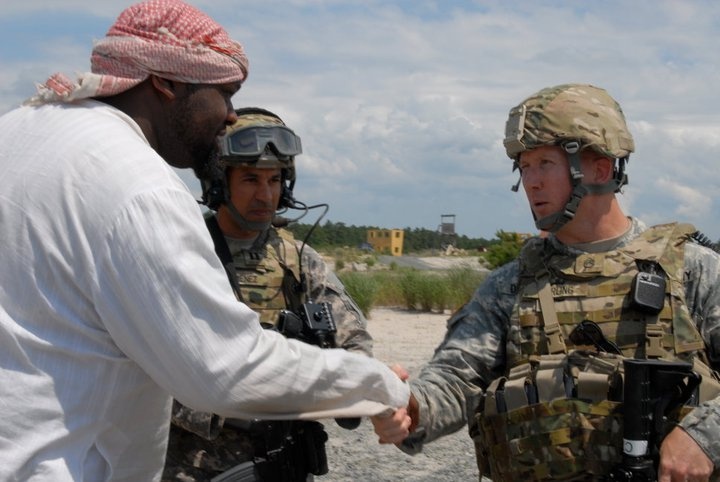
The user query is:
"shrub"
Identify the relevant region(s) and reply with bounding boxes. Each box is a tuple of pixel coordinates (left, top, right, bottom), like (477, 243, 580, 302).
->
(483, 230, 524, 268)
(338, 272, 377, 317)
(399, 270, 421, 310)
(398, 270, 453, 312)
(370, 271, 404, 307)
(444, 265, 487, 308)
(339, 265, 488, 315)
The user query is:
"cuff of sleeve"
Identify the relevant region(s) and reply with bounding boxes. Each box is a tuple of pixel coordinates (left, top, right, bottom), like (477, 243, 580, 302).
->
(409, 384, 432, 434)
(678, 402, 720, 468)
(400, 428, 426, 455)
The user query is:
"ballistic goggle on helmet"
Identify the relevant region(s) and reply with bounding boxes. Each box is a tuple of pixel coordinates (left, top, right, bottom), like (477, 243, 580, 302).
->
(503, 84, 635, 232)
(217, 107, 302, 183)
(202, 107, 302, 212)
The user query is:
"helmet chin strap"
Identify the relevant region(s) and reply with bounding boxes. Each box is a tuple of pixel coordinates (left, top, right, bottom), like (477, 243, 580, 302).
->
(533, 184, 588, 232)
(533, 142, 628, 233)
(226, 202, 273, 233)
(530, 141, 584, 233)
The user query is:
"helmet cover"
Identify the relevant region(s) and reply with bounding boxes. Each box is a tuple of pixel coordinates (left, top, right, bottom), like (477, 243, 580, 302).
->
(504, 83, 635, 161)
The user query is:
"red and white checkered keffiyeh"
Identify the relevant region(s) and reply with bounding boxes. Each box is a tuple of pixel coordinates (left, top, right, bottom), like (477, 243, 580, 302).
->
(26, 0, 249, 105)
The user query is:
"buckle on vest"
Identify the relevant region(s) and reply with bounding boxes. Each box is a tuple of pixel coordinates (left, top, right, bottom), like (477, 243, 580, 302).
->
(544, 324, 566, 354)
(645, 323, 666, 358)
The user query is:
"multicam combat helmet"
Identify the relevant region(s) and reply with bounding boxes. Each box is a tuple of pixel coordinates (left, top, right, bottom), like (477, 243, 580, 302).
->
(217, 107, 300, 187)
(503, 84, 635, 232)
(202, 107, 303, 230)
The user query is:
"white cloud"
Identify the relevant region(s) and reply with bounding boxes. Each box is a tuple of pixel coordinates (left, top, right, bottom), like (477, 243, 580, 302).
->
(655, 178, 712, 218)
(1, 0, 719, 240)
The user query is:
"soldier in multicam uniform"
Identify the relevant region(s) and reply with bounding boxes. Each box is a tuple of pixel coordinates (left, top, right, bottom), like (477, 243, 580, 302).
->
(371, 84, 720, 482)
(163, 107, 373, 482)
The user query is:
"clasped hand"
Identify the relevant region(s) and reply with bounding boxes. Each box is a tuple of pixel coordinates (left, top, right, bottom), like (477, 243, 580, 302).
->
(370, 364, 416, 445)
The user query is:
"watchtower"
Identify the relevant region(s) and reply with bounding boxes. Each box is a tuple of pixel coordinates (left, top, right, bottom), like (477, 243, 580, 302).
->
(438, 214, 456, 250)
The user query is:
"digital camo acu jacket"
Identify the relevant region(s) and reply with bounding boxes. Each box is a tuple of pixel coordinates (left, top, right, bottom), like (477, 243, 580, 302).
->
(403, 217, 720, 468)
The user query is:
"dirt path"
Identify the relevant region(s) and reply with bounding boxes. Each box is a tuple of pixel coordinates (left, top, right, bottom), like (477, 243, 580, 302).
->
(319, 307, 481, 481)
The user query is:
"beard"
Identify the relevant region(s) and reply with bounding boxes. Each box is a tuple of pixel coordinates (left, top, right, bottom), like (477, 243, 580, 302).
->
(160, 88, 223, 175)
(192, 145, 220, 180)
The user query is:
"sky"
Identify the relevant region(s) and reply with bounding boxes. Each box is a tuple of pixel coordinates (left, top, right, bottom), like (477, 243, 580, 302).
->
(1, 0, 719, 241)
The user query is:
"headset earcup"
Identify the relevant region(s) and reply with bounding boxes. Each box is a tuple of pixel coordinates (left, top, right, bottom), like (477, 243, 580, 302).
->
(202, 179, 225, 211)
(279, 183, 295, 209)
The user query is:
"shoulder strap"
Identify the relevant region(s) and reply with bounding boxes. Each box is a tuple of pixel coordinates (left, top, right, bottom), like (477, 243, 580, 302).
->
(537, 277, 567, 354)
(205, 215, 241, 299)
(266, 228, 306, 312)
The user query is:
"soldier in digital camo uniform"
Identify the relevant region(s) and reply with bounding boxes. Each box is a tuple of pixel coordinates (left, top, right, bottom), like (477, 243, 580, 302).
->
(371, 84, 720, 482)
(163, 107, 373, 482)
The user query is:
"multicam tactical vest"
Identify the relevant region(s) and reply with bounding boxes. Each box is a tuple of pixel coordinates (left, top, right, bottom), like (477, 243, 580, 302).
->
(230, 228, 305, 326)
(166, 220, 324, 479)
(472, 223, 720, 481)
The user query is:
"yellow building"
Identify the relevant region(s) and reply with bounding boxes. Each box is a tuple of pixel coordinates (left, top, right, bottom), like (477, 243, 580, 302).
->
(366, 229, 404, 256)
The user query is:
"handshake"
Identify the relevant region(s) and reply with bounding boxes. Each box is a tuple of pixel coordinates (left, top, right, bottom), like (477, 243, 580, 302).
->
(370, 364, 419, 445)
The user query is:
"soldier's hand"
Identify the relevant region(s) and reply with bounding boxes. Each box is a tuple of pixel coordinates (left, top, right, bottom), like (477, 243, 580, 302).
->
(370, 364, 415, 444)
(658, 426, 713, 482)
(370, 407, 411, 444)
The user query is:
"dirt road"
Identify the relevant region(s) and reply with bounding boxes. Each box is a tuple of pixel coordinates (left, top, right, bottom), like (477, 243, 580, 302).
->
(319, 307, 481, 481)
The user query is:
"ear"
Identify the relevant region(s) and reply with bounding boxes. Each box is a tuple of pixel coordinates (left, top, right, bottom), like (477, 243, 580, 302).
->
(150, 75, 177, 101)
(593, 157, 615, 183)
(583, 153, 614, 184)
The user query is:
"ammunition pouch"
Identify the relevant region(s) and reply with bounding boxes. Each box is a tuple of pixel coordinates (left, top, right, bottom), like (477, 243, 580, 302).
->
(471, 351, 720, 482)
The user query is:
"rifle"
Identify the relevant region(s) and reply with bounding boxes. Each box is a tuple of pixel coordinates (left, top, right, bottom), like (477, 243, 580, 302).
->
(212, 419, 328, 482)
(277, 301, 337, 349)
(607, 358, 701, 482)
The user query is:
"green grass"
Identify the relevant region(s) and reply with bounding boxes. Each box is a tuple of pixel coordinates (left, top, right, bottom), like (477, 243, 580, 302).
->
(336, 271, 378, 317)
(339, 266, 487, 316)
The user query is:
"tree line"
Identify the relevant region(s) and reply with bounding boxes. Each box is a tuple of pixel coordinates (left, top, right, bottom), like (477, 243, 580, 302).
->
(286, 219, 720, 269)
(285, 219, 494, 252)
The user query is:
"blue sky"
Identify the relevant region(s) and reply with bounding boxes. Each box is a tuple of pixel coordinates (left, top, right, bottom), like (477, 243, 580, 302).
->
(2, 0, 719, 241)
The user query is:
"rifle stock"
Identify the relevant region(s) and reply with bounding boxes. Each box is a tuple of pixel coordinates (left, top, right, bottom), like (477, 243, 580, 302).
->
(607, 358, 701, 482)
